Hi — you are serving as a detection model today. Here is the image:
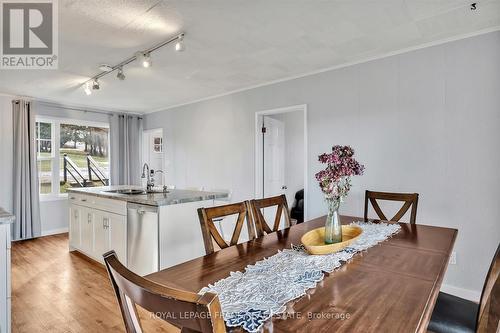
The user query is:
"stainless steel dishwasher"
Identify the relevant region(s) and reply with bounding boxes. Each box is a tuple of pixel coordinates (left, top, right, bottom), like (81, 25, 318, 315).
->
(127, 203, 159, 276)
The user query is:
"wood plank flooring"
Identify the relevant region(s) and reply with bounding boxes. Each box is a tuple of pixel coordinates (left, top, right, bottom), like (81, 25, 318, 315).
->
(11, 233, 178, 333)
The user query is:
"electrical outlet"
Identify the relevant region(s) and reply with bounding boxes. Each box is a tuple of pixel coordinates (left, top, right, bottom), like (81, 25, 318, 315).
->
(449, 251, 457, 265)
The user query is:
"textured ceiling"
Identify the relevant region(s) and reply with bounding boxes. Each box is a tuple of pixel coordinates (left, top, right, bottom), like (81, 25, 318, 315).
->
(1, 0, 499, 113)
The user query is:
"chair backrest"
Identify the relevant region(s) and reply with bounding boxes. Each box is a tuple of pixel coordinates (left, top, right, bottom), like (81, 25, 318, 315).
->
(197, 201, 256, 255)
(364, 190, 419, 224)
(250, 194, 292, 237)
(103, 251, 226, 333)
(476, 243, 500, 333)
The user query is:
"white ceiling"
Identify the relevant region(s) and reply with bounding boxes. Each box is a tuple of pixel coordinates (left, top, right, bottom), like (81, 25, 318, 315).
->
(1, 0, 499, 113)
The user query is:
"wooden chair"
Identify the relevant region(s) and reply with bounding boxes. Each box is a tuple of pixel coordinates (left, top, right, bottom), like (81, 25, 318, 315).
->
(197, 201, 256, 255)
(428, 243, 499, 333)
(103, 250, 226, 333)
(364, 190, 419, 224)
(250, 194, 293, 237)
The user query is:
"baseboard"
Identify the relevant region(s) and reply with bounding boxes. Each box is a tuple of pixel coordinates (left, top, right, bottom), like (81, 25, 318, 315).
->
(41, 227, 68, 237)
(441, 284, 481, 303)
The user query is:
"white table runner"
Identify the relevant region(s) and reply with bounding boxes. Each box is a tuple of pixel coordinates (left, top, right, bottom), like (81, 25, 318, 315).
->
(199, 222, 401, 332)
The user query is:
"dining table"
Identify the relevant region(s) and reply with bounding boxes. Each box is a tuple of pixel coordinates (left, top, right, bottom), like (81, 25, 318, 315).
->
(147, 215, 457, 332)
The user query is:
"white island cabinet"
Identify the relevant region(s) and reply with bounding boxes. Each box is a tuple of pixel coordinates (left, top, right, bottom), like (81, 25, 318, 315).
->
(69, 193, 127, 264)
(68, 187, 227, 276)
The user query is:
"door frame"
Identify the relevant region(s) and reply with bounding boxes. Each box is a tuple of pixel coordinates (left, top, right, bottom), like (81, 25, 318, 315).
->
(254, 104, 308, 220)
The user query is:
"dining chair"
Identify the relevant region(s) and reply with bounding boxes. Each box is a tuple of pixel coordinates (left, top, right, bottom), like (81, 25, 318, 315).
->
(207, 188, 233, 241)
(364, 190, 419, 224)
(103, 250, 226, 333)
(428, 243, 499, 333)
(197, 201, 256, 255)
(250, 194, 293, 237)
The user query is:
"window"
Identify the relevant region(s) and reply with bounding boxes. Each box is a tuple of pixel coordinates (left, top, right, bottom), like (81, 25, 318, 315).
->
(36, 122, 54, 194)
(35, 118, 110, 198)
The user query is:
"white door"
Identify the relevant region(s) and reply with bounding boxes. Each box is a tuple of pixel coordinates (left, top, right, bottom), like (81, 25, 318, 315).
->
(93, 210, 108, 260)
(261, 116, 286, 229)
(80, 208, 94, 254)
(108, 213, 127, 264)
(263, 116, 286, 198)
(69, 204, 81, 249)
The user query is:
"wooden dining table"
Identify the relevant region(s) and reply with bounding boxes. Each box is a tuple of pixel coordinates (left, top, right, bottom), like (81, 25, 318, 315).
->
(147, 215, 457, 332)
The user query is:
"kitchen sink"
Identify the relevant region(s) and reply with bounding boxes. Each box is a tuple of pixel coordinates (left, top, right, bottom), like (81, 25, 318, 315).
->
(105, 189, 146, 195)
(104, 189, 169, 195)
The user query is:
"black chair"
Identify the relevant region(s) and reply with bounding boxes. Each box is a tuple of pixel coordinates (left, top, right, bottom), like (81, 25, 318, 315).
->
(290, 189, 304, 224)
(428, 244, 499, 333)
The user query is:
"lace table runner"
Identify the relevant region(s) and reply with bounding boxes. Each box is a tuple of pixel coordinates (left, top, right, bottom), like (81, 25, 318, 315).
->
(199, 222, 401, 332)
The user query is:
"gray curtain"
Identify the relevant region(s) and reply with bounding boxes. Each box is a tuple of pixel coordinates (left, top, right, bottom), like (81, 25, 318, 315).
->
(110, 114, 143, 185)
(12, 100, 41, 240)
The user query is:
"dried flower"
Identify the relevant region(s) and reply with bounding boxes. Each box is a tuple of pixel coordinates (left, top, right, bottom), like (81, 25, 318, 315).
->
(315, 145, 364, 206)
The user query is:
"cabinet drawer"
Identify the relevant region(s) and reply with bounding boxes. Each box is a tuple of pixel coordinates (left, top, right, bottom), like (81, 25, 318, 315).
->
(68, 193, 126, 216)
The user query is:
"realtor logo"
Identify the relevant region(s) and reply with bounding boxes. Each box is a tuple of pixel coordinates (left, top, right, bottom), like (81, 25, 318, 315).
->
(1, 0, 58, 69)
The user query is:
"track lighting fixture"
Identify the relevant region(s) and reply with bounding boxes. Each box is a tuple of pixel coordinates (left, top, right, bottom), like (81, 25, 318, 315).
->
(84, 82, 92, 95)
(83, 32, 185, 95)
(116, 67, 125, 80)
(99, 64, 113, 72)
(175, 34, 185, 52)
(136, 52, 152, 68)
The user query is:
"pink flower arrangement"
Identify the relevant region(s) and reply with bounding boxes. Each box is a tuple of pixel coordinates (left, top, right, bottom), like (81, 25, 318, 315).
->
(315, 145, 364, 209)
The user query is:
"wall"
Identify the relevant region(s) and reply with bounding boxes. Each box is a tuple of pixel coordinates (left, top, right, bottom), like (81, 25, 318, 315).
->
(267, 111, 304, 206)
(144, 31, 500, 299)
(0, 95, 13, 213)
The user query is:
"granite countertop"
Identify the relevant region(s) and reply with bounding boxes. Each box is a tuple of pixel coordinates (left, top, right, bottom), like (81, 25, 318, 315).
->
(67, 185, 229, 206)
(0, 207, 15, 224)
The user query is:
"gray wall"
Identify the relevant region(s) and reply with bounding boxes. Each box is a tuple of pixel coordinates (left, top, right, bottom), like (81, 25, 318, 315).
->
(0, 96, 13, 214)
(144, 31, 500, 297)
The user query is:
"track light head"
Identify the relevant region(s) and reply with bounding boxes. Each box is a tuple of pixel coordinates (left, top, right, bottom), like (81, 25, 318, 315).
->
(83, 82, 92, 95)
(175, 34, 185, 52)
(92, 79, 100, 90)
(99, 64, 113, 72)
(136, 51, 152, 68)
(117, 67, 125, 80)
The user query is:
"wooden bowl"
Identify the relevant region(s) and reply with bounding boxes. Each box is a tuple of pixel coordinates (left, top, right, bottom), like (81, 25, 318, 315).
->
(301, 225, 363, 255)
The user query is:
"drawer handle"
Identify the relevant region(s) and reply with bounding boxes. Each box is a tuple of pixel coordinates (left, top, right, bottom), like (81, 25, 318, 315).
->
(69, 196, 76, 200)
(81, 199, 87, 202)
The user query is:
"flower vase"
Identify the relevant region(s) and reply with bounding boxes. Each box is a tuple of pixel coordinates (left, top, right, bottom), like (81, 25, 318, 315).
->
(325, 203, 342, 244)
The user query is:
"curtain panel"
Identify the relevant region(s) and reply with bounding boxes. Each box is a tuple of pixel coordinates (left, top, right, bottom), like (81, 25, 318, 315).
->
(12, 100, 41, 240)
(110, 114, 143, 185)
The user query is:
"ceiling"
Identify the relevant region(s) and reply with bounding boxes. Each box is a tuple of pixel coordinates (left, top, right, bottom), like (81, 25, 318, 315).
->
(1, 0, 499, 113)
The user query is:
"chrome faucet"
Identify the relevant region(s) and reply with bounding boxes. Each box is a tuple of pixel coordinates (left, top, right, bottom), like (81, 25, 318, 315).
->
(141, 163, 154, 192)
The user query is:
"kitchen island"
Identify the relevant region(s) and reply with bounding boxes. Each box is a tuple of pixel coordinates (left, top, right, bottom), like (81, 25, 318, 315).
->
(67, 186, 228, 276)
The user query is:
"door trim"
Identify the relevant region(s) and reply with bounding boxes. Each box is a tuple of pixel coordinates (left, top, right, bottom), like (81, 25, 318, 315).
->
(254, 104, 308, 220)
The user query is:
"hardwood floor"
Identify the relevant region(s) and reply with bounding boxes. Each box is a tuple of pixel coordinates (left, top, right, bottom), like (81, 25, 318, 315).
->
(11, 233, 178, 333)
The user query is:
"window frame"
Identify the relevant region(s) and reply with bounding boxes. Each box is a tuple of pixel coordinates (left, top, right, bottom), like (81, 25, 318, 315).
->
(35, 116, 111, 201)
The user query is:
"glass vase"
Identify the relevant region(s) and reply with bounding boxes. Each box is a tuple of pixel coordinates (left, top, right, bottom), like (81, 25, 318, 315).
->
(325, 204, 342, 244)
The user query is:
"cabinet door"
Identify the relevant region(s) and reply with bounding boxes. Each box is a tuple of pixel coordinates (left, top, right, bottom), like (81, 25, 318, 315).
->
(69, 204, 81, 249)
(93, 210, 109, 261)
(80, 208, 94, 255)
(108, 213, 127, 265)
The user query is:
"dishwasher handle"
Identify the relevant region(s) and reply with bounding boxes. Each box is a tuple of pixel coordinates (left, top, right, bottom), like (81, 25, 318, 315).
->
(127, 203, 158, 215)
